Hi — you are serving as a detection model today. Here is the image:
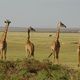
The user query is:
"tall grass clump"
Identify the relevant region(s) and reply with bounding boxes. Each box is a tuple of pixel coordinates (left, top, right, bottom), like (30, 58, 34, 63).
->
(0, 58, 79, 80)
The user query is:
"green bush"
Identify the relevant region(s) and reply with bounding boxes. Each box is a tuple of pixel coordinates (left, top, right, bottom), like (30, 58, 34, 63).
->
(0, 59, 79, 80)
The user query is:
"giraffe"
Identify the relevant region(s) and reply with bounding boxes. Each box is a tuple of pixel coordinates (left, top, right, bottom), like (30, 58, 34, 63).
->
(0, 19, 11, 60)
(25, 26, 36, 58)
(78, 40, 80, 67)
(48, 20, 66, 64)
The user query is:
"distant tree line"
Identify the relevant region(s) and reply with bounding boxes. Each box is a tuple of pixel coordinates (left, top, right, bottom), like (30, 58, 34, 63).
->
(0, 27, 80, 33)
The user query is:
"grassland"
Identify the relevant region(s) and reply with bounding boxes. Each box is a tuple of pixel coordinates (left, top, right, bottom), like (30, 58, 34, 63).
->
(0, 32, 80, 68)
(0, 32, 80, 80)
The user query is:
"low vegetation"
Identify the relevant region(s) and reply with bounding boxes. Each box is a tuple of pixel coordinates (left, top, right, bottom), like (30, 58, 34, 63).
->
(0, 58, 79, 80)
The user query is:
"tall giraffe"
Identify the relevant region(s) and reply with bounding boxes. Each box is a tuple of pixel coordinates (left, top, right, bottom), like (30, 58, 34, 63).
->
(0, 19, 11, 60)
(48, 21, 66, 64)
(25, 26, 36, 58)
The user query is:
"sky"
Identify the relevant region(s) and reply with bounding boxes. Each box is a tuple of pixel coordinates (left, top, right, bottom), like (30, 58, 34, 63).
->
(0, 0, 80, 28)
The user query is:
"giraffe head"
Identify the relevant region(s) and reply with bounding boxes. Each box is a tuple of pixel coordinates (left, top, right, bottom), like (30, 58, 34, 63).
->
(57, 20, 66, 28)
(60, 21, 66, 28)
(28, 26, 36, 32)
(4, 19, 11, 26)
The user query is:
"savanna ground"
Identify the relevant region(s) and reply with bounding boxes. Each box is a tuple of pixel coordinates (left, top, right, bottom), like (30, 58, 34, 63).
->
(0, 32, 80, 80)
(2, 32, 79, 68)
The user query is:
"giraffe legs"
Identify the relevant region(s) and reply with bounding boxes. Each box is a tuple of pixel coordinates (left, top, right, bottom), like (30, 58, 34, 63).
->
(28, 52, 31, 58)
(53, 52, 56, 63)
(48, 50, 56, 63)
(48, 52, 53, 58)
(0, 50, 3, 60)
(48, 48, 60, 64)
(3, 48, 7, 60)
(27, 50, 32, 58)
(1, 50, 3, 60)
(55, 48, 60, 64)
(25, 49, 29, 58)
(48, 49, 55, 58)
(0, 48, 7, 60)
(25, 48, 32, 58)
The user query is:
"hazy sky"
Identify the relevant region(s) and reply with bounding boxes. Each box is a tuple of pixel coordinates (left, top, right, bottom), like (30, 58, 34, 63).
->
(0, 0, 80, 28)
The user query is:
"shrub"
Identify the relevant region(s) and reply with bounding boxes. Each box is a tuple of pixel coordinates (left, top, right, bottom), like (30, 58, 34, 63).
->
(0, 58, 78, 80)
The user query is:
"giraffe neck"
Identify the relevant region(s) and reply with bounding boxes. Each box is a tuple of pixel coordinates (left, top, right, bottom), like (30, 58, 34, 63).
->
(56, 27, 60, 40)
(27, 29, 30, 42)
(1, 24, 9, 41)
